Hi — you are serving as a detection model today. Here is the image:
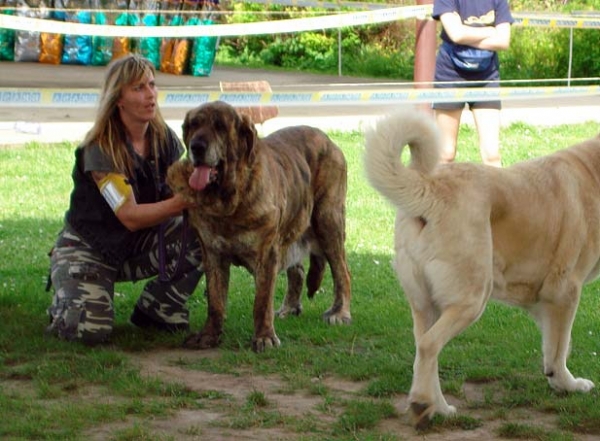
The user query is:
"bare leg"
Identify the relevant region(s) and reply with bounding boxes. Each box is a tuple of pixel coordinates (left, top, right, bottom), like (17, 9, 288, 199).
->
(472, 107, 502, 167)
(434, 108, 463, 163)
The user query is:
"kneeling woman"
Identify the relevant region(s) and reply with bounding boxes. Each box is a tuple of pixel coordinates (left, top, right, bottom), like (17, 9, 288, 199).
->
(47, 54, 203, 345)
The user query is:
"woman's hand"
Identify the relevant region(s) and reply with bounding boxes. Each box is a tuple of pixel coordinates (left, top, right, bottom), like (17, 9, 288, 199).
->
(170, 193, 197, 211)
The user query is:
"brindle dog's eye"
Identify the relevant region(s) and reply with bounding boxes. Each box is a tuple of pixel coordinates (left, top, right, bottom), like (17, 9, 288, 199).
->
(214, 119, 226, 132)
(188, 118, 203, 132)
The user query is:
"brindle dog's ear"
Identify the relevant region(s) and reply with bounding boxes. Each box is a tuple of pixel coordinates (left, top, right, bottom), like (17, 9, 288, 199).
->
(239, 113, 258, 164)
(181, 110, 193, 147)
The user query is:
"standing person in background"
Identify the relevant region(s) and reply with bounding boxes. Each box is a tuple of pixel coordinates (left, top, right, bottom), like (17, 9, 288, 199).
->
(432, 0, 513, 167)
(47, 54, 203, 345)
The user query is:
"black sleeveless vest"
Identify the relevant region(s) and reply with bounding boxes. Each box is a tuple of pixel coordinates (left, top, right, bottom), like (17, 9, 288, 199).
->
(65, 129, 183, 265)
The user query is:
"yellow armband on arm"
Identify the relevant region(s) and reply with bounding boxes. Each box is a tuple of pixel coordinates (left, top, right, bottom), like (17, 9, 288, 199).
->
(97, 173, 133, 213)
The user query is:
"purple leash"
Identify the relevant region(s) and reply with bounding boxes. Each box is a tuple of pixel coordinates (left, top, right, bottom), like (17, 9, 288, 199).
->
(158, 211, 189, 283)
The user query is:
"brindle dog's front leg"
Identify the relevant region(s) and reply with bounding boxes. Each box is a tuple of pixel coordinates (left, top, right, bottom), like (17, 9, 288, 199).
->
(184, 257, 230, 349)
(252, 251, 281, 352)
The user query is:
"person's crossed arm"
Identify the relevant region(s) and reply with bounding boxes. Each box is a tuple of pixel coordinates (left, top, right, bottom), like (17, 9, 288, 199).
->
(440, 11, 511, 51)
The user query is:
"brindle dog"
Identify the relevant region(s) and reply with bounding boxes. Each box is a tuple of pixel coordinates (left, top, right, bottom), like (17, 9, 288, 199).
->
(167, 101, 352, 352)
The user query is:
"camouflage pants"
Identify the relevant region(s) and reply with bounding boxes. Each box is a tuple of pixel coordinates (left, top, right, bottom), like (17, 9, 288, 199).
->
(47, 216, 203, 345)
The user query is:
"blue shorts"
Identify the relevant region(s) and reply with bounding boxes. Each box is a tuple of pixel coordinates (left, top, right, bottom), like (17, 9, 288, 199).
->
(432, 41, 502, 111)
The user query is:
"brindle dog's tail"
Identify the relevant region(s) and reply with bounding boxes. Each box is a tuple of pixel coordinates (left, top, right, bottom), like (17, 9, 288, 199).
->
(363, 109, 441, 218)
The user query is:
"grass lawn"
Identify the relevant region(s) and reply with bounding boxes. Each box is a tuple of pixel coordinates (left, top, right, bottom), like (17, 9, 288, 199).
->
(1, 120, 599, 440)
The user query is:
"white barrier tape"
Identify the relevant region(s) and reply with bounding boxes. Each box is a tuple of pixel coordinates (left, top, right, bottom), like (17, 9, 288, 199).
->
(0, 5, 430, 37)
(1, 85, 598, 108)
(238, 0, 391, 10)
(242, 0, 600, 27)
(2, 5, 600, 38)
(3, 9, 600, 38)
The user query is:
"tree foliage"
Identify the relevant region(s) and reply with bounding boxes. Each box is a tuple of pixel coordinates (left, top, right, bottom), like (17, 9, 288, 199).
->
(216, 0, 600, 82)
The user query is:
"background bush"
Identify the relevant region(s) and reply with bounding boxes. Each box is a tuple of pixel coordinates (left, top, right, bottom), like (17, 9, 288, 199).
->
(215, 0, 600, 82)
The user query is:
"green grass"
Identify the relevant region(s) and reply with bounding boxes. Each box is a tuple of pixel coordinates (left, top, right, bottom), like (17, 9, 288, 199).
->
(1, 121, 600, 439)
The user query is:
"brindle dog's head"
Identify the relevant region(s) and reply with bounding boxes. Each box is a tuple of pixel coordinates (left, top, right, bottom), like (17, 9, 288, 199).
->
(182, 101, 257, 193)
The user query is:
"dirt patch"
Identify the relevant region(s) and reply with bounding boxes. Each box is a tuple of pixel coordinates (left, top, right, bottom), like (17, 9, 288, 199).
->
(77, 349, 598, 440)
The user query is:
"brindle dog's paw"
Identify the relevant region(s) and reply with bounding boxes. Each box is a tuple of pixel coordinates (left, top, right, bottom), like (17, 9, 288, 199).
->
(183, 331, 221, 349)
(275, 304, 303, 319)
(323, 310, 352, 325)
(252, 334, 281, 353)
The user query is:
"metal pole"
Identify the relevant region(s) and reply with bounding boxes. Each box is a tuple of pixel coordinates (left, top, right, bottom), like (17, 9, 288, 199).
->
(567, 27, 573, 87)
(338, 28, 342, 77)
(414, 0, 436, 114)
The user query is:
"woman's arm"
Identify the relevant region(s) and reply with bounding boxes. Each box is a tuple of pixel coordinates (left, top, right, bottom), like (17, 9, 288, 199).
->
(477, 22, 511, 51)
(92, 171, 193, 232)
(440, 12, 511, 51)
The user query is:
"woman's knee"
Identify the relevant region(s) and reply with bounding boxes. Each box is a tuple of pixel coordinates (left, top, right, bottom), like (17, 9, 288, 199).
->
(48, 254, 116, 345)
(47, 295, 114, 345)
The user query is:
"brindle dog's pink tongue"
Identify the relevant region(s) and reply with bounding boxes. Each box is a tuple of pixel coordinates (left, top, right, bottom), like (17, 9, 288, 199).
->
(189, 166, 212, 191)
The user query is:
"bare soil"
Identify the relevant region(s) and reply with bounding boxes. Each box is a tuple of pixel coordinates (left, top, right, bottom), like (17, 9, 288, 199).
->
(76, 348, 597, 441)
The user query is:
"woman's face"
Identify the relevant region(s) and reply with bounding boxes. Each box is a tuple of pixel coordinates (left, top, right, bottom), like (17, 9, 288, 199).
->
(117, 72, 157, 125)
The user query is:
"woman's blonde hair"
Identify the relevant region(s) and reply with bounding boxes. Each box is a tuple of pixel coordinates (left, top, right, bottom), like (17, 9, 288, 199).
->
(82, 54, 168, 177)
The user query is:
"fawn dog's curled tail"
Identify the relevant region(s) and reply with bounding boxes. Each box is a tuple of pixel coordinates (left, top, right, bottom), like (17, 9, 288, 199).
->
(364, 109, 442, 218)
